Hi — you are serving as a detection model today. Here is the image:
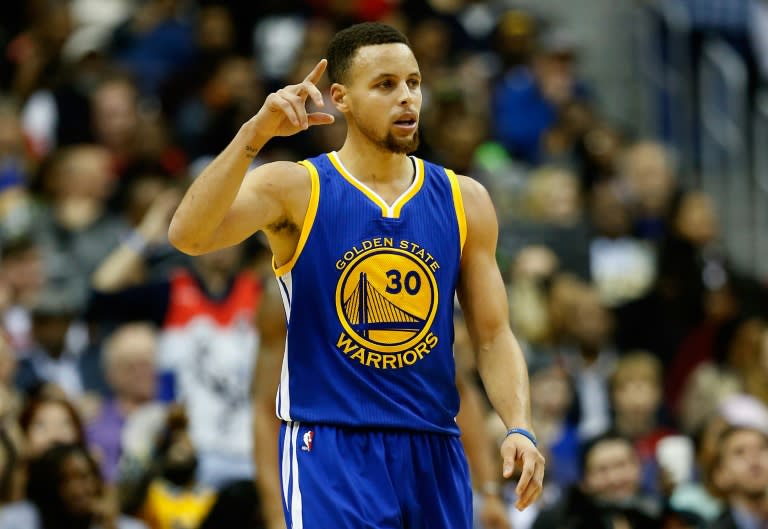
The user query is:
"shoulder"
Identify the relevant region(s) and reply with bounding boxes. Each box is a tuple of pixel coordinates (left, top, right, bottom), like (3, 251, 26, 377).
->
(455, 174, 491, 206)
(245, 160, 312, 188)
(113, 516, 150, 529)
(454, 174, 496, 233)
(0, 501, 40, 528)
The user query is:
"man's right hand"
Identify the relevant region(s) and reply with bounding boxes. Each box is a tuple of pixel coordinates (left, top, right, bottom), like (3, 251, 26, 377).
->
(249, 59, 335, 140)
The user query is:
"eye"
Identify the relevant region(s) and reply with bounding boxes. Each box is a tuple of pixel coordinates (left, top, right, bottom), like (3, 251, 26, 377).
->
(407, 79, 421, 88)
(378, 80, 393, 88)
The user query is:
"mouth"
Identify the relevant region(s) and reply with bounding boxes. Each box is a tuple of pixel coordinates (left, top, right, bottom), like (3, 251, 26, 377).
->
(393, 115, 418, 130)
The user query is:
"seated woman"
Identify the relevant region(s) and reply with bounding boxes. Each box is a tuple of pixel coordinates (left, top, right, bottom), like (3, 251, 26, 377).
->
(0, 443, 147, 529)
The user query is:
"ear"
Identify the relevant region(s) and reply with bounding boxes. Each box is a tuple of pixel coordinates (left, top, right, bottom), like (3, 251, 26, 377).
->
(330, 83, 348, 113)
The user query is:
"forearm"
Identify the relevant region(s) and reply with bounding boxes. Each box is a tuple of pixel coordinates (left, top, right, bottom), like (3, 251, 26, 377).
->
(92, 241, 145, 292)
(476, 329, 532, 432)
(168, 121, 267, 254)
(254, 403, 284, 527)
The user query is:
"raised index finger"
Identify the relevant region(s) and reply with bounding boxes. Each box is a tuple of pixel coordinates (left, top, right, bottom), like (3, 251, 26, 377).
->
(304, 59, 328, 85)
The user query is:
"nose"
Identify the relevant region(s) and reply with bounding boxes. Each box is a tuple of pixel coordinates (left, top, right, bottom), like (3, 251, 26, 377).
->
(398, 81, 413, 106)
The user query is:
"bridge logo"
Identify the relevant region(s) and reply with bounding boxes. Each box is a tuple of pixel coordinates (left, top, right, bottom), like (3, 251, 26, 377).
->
(335, 247, 438, 354)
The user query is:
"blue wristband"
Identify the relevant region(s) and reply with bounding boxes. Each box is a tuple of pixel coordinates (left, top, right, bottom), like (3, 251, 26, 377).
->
(506, 428, 538, 447)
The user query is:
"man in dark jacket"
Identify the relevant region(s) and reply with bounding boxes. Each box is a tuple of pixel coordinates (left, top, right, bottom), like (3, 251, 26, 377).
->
(533, 432, 660, 529)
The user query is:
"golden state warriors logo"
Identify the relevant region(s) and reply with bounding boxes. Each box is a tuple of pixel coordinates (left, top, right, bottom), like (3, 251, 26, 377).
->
(334, 238, 441, 369)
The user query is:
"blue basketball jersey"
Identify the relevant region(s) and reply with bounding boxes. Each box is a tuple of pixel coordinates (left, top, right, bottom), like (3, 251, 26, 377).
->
(273, 151, 467, 435)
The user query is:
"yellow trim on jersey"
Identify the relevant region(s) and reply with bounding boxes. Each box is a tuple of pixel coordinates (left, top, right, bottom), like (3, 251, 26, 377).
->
(329, 152, 388, 216)
(391, 158, 424, 218)
(328, 151, 423, 218)
(445, 168, 467, 255)
(273, 160, 320, 277)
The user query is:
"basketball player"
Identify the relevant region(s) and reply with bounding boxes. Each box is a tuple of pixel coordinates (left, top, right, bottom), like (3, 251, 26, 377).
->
(169, 22, 544, 529)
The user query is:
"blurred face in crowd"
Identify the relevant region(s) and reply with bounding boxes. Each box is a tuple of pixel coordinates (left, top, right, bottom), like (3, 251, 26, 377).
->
(547, 274, 586, 340)
(197, 5, 234, 52)
(674, 191, 718, 246)
(26, 401, 80, 457)
(621, 142, 676, 216)
(713, 429, 768, 500)
(565, 287, 612, 352)
(1, 243, 45, 307)
(582, 438, 641, 502)
(332, 43, 422, 154)
(612, 372, 660, 423)
(58, 451, 100, 516)
(590, 181, 631, 238)
(194, 244, 242, 277)
(105, 324, 157, 404)
(91, 79, 139, 150)
(530, 365, 572, 419)
(31, 313, 72, 358)
(53, 146, 113, 202)
(533, 50, 576, 106)
(526, 168, 582, 225)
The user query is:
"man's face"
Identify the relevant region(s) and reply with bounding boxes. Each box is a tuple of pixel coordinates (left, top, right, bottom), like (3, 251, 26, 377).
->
(714, 429, 768, 499)
(337, 43, 422, 154)
(582, 439, 641, 502)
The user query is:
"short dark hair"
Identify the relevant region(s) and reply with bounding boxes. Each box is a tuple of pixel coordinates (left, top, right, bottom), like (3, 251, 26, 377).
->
(579, 431, 635, 476)
(327, 22, 410, 84)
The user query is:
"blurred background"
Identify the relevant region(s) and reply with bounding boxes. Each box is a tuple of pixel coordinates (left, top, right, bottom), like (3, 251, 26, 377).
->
(0, 1, 767, 529)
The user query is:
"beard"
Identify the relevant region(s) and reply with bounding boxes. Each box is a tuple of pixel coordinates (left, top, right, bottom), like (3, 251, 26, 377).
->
(353, 114, 420, 154)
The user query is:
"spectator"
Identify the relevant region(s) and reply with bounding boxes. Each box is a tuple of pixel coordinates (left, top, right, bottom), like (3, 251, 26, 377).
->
(558, 284, 617, 440)
(532, 432, 660, 529)
(492, 26, 590, 165)
(501, 166, 591, 279)
(618, 141, 679, 244)
(18, 394, 85, 459)
(0, 236, 46, 351)
(34, 145, 127, 311)
(86, 192, 263, 487)
(86, 322, 159, 483)
(0, 443, 147, 529)
(15, 291, 87, 399)
(128, 406, 217, 529)
(707, 425, 768, 529)
(610, 351, 677, 494)
(588, 179, 656, 308)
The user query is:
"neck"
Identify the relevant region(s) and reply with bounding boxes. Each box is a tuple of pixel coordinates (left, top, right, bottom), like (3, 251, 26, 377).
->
(336, 133, 412, 185)
(732, 493, 768, 518)
(195, 267, 228, 295)
(614, 413, 654, 439)
(115, 394, 142, 417)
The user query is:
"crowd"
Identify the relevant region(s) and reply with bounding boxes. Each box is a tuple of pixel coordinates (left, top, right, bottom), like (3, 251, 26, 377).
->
(0, 1, 767, 529)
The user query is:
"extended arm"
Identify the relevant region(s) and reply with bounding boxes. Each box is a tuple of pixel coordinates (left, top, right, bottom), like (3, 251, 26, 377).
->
(457, 176, 544, 511)
(168, 60, 334, 258)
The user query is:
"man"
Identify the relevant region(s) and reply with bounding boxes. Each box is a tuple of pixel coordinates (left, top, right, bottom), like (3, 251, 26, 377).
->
(87, 192, 263, 488)
(708, 426, 768, 529)
(86, 322, 158, 483)
(169, 22, 544, 529)
(533, 432, 660, 529)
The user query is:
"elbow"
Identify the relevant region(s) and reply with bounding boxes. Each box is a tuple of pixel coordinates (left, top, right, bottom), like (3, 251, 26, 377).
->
(167, 219, 206, 256)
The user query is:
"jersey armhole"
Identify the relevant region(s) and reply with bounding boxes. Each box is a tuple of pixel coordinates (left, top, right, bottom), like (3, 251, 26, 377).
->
(445, 168, 467, 256)
(273, 160, 320, 277)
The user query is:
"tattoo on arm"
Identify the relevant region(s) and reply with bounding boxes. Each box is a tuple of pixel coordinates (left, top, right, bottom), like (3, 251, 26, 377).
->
(245, 145, 258, 159)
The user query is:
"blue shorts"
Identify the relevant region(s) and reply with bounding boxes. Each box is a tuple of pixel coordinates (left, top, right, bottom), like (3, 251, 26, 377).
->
(279, 422, 472, 529)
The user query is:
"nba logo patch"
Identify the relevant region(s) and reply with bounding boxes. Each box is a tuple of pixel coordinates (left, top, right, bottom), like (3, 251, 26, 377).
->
(302, 430, 314, 452)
